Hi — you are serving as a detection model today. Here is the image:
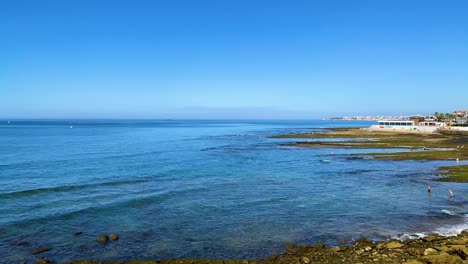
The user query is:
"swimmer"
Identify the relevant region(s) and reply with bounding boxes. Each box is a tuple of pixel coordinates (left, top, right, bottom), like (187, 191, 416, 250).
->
(427, 185, 431, 192)
(449, 189, 453, 198)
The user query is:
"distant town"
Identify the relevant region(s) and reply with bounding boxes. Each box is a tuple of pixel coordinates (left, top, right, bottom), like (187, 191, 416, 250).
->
(330, 109, 468, 124)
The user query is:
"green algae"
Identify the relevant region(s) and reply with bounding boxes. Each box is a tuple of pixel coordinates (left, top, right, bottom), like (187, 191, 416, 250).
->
(436, 165, 468, 182)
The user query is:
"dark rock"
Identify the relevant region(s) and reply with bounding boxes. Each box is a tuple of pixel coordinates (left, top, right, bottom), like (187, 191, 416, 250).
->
(73, 232, 83, 236)
(97, 234, 108, 243)
(31, 247, 51, 255)
(109, 233, 119, 241)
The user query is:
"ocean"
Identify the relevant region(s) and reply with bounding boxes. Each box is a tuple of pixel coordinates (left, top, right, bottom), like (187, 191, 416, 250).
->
(0, 119, 466, 263)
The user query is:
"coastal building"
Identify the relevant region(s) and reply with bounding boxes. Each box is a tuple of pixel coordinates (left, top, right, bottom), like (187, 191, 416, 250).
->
(369, 120, 445, 133)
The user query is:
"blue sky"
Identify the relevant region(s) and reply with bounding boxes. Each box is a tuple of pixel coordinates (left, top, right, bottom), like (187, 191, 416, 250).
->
(1, 0, 467, 119)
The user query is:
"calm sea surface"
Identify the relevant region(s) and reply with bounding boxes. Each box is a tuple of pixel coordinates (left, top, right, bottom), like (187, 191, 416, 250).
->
(1, 120, 467, 263)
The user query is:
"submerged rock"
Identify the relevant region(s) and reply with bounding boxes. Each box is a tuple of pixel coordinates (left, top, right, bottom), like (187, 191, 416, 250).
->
(73, 232, 83, 236)
(12, 240, 28, 246)
(109, 233, 119, 241)
(96, 235, 108, 243)
(31, 247, 51, 255)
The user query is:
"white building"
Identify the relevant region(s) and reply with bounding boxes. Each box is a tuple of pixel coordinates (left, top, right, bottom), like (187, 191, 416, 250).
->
(368, 120, 445, 133)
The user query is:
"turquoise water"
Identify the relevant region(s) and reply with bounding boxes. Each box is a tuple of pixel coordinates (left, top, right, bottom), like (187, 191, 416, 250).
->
(0, 120, 467, 263)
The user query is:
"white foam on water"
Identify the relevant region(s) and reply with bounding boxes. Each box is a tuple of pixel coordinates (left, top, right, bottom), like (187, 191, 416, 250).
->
(441, 209, 456, 216)
(432, 213, 468, 236)
(393, 232, 427, 241)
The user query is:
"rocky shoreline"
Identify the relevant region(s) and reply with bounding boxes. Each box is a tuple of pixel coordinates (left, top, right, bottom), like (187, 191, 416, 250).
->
(29, 231, 468, 264)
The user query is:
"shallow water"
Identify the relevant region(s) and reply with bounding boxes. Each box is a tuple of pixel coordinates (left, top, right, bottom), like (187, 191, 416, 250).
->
(0, 119, 466, 263)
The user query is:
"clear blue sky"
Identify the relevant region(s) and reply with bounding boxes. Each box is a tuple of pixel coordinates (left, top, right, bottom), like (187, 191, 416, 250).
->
(1, 0, 467, 119)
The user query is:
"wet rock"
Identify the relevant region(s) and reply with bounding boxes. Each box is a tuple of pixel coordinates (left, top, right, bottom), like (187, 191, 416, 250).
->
(35, 257, 54, 264)
(300, 256, 310, 264)
(385, 241, 404, 249)
(97, 234, 108, 243)
(73, 232, 83, 236)
(424, 247, 438, 256)
(109, 233, 119, 241)
(31, 247, 51, 255)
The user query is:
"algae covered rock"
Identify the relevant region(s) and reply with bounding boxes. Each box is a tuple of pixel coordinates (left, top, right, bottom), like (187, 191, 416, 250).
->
(109, 233, 119, 241)
(422, 252, 463, 264)
(385, 241, 404, 249)
(423, 247, 438, 255)
(96, 234, 108, 243)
